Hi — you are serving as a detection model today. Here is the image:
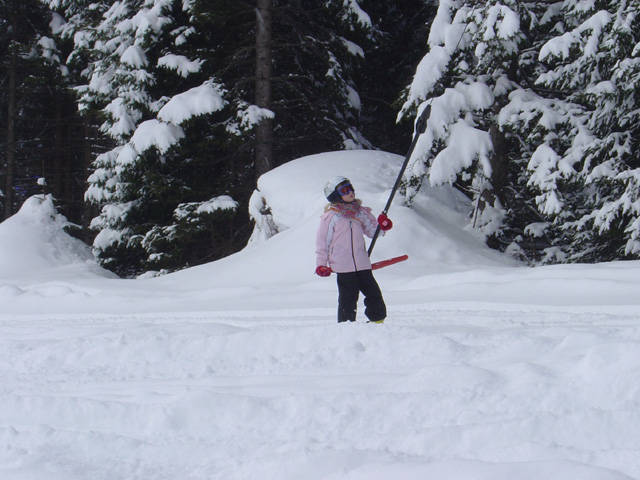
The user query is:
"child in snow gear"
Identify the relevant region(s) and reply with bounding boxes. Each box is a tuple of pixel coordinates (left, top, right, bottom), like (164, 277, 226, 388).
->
(316, 177, 391, 323)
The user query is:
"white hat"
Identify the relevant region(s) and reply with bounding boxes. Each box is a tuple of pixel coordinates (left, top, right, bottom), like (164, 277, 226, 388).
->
(324, 176, 350, 200)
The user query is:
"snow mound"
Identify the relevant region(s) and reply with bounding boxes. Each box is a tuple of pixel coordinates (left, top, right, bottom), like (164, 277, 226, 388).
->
(250, 150, 408, 233)
(3, 152, 640, 315)
(166, 150, 515, 292)
(0, 195, 116, 281)
(247, 151, 513, 275)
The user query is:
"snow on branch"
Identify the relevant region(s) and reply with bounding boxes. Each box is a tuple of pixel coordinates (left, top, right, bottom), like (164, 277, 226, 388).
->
(158, 82, 227, 125)
(482, 4, 520, 41)
(430, 120, 493, 186)
(342, 0, 371, 28)
(400, 47, 451, 116)
(174, 196, 238, 222)
(130, 119, 185, 154)
(409, 82, 495, 187)
(238, 105, 275, 130)
(539, 10, 612, 61)
(120, 45, 148, 67)
(400, 0, 470, 115)
(157, 54, 203, 77)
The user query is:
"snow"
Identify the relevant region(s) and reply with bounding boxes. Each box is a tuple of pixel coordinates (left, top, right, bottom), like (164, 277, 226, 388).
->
(429, 119, 493, 185)
(539, 11, 612, 61)
(342, 0, 371, 28)
(400, 0, 469, 114)
(157, 54, 202, 77)
(37, 36, 60, 64)
(483, 4, 520, 40)
(104, 98, 137, 137)
(0, 195, 117, 283)
(1, 151, 640, 479)
(120, 45, 148, 68)
(238, 105, 275, 129)
(341, 37, 364, 58)
(157, 82, 226, 125)
(130, 119, 185, 154)
(174, 196, 238, 221)
(407, 83, 495, 188)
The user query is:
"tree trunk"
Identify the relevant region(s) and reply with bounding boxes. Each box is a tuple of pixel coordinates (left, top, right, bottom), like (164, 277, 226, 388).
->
(52, 91, 67, 202)
(82, 118, 95, 242)
(4, 30, 17, 220)
(489, 123, 509, 205)
(255, 0, 273, 182)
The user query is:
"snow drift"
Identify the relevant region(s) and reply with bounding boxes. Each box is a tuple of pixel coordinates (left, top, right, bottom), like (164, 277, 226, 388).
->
(0, 195, 116, 282)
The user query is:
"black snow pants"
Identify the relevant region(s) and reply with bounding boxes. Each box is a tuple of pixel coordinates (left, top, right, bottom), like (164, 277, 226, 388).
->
(336, 269, 386, 323)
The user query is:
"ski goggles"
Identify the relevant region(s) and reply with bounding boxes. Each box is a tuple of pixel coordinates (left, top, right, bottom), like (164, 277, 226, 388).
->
(337, 183, 354, 195)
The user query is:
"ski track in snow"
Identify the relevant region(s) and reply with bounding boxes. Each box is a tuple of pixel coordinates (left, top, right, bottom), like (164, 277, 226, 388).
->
(1, 307, 639, 480)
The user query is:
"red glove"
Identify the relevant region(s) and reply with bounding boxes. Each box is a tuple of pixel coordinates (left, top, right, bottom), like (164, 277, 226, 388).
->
(378, 213, 393, 231)
(315, 266, 332, 277)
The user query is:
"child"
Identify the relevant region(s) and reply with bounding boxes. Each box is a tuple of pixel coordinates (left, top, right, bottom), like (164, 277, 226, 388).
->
(315, 176, 393, 323)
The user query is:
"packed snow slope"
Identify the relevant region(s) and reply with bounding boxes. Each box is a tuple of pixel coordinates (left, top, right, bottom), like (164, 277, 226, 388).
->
(1, 151, 640, 480)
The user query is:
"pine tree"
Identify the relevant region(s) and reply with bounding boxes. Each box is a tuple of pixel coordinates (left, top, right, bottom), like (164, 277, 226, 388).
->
(401, 0, 640, 264)
(399, 0, 558, 258)
(0, 0, 59, 219)
(533, 0, 640, 261)
(88, 0, 383, 275)
(39, 0, 438, 275)
(52, 0, 235, 276)
(267, 0, 375, 156)
(355, 0, 436, 155)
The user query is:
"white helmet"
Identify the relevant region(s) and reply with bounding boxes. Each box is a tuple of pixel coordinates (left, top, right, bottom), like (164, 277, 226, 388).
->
(324, 176, 351, 201)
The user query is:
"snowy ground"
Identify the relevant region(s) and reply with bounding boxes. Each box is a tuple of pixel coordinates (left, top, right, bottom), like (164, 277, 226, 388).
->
(1, 151, 639, 479)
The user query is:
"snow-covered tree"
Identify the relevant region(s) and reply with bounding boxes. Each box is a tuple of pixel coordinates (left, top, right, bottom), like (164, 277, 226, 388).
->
(48, 0, 235, 275)
(355, 0, 436, 154)
(264, 0, 375, 155)
(400, 0, 559, 259)
(400, 0, 640, 264)
(35, 0, 439, 275)
(42, 0, 379, 276)
(1, 0, 71, 219)
(533, 0, 640, 261)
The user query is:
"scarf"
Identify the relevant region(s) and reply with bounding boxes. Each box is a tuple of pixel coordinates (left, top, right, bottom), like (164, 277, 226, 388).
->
(325, 199, 362, 219)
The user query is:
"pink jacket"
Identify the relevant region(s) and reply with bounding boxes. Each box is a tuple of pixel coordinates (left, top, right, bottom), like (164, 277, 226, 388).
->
(316, 203, 378, 273)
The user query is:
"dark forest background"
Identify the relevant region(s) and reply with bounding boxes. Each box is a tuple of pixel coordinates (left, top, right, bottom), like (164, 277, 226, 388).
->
(0, 0, 435, 277)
